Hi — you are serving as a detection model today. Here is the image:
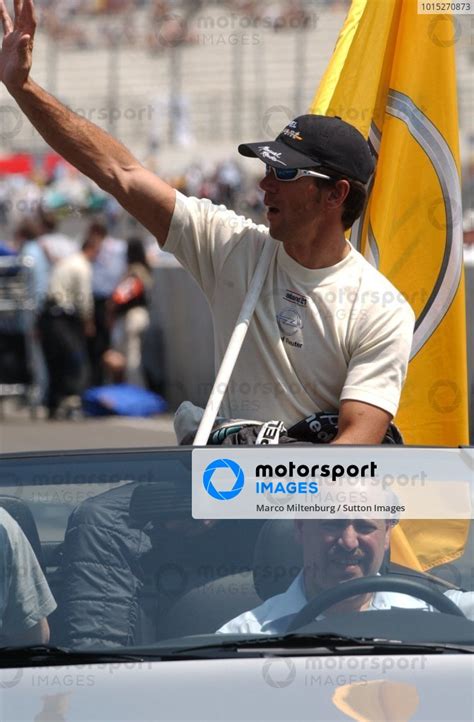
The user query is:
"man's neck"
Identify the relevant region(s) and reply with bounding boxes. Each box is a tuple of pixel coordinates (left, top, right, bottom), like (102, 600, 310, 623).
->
(282, 231, 350, 270)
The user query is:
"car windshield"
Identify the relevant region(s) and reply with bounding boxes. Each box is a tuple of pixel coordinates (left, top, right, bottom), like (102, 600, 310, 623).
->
(1, 447, 473, 656)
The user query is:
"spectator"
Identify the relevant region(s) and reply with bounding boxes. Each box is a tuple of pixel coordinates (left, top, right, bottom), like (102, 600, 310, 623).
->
(15, 218, 50, 308)
(16, 219, 51, 404)
(37, 208, 79, 265)
(104, 237, 152, 387)
(89, 221, 126, 385)
(39, 232, 102, 419)
(215, 160, 243, 208)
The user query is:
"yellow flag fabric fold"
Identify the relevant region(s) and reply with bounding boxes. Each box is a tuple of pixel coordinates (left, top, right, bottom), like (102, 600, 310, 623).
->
(310, 0, 469, 569)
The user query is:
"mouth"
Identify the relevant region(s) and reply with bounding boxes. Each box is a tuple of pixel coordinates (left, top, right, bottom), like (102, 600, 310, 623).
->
(266, 206, 280, 219)
(330, 558, 363, 573)
(264, 197, 279, 216)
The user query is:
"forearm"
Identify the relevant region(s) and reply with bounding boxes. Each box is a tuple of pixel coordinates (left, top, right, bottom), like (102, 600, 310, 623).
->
(8, 78, 138, 193)
(331, 400, 391, 445)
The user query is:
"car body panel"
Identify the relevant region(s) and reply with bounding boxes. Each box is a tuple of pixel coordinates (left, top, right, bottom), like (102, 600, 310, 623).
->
(1, 655, 473, 721)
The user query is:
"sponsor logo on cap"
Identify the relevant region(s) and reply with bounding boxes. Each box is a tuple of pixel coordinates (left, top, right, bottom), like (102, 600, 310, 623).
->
(282, 124, 303, 141)
(257, 146, 287, 165)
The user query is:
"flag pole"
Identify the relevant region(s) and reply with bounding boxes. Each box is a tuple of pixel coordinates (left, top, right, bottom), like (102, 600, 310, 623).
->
(193, 237, 274, 446)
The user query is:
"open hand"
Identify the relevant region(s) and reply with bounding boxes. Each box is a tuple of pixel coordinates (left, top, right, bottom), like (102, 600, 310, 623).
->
(0, 0, 37, 90)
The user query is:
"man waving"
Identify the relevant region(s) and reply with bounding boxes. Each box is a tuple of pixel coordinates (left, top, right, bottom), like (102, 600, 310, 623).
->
(0, 0, 414, 443)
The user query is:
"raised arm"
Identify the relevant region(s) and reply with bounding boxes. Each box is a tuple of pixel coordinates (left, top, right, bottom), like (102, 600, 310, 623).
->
(0, 0, 175, 245)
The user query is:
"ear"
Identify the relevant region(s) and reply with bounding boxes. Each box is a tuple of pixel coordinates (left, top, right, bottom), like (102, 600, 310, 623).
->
(326, 179, 350, 208)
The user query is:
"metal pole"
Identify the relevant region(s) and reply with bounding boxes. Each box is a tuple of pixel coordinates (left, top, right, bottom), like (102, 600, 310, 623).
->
(194, 237, 274, 445)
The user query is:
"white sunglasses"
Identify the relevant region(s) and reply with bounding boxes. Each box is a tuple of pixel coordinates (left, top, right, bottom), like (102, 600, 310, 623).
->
(265, 164, 332, 182)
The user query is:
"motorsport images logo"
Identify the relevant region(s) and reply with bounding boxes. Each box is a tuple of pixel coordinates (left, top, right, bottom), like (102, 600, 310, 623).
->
(202, 458, 245, 500)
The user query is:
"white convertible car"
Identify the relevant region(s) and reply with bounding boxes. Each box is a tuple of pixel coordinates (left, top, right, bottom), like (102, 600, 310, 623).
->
(0, 446, 473, 721)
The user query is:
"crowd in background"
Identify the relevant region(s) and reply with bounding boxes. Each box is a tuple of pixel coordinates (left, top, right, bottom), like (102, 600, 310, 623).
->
(34, 0, 349, 49)
(0, 156, 265, 233)
(0, 156, 266, 419)
(1, 212, 155, 418)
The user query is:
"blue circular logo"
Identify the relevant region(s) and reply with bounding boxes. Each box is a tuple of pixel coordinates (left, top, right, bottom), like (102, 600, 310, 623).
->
(203, 459, 245, 501)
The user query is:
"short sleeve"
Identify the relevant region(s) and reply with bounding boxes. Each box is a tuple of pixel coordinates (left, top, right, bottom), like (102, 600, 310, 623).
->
(162, 192, 268, 302)
(341, 300, 415, 416)
(1, 514, 57, 637)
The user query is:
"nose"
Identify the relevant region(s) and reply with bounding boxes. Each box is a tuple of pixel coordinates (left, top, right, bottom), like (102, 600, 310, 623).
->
(337, 524, 359, 552)
(259, 167, 277, 192)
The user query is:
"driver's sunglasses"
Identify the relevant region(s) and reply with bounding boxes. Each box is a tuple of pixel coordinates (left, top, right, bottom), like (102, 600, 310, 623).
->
(265, 164, 332, 182)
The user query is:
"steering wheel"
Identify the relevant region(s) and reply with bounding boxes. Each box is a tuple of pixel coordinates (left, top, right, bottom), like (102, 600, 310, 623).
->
(286, 575, 465, 632)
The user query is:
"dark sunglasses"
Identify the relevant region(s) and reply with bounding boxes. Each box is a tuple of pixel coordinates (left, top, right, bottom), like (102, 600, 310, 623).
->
(265, 164, 332, 182)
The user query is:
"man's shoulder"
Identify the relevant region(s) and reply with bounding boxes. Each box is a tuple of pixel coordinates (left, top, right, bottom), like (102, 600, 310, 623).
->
(175, 191, 269, 238)
(39, 232, 78, 251)
(0, 507, 15, 528)
(71, 253, 91, 272)
(0, 508, 22, 544)
(21, 241, 43, 258)
(348, 246, 415, 319)
(56, 251, 82, 267)
(218, 573, 305, 634)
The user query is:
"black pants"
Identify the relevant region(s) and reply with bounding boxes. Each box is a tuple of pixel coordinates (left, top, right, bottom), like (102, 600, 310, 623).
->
(39, 306, 89, 414)
(87, 296, 110, 386)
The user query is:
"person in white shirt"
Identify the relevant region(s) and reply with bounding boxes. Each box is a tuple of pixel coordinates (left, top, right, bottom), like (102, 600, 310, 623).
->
(39, 233, 102, 418)
(0, 1, 415, 443)
(37, 208, 79, 264)
(218, 518, 474, 634)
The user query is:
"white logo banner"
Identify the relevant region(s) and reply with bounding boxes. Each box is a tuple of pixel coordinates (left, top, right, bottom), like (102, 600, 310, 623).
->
(192, 447, 473, 520)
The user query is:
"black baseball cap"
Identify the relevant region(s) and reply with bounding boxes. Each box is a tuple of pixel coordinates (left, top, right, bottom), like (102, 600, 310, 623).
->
(238, 114, 374, 184)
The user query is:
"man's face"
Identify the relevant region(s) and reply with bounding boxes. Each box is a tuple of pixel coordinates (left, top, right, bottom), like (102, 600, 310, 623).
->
(295, 519, 392, 601)
(258, 168, 324, 242)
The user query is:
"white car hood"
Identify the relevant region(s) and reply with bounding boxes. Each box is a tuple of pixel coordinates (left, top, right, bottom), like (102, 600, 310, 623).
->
(1, 654, 473, 721)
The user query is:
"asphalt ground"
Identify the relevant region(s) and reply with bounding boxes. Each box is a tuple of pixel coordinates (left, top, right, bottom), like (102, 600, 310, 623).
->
(0, 401, 176, 454)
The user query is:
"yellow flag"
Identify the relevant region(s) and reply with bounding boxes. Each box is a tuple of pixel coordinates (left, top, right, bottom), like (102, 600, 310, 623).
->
(310, 0, 469, 569)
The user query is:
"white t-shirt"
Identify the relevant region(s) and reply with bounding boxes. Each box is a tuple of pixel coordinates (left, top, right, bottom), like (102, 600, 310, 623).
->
(217, 571, 474, 634)
(0, 508, 57, 640)
(39, 232, 79, 264)
(48, 252, 93, 321)
(164, 192, 415, 426)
